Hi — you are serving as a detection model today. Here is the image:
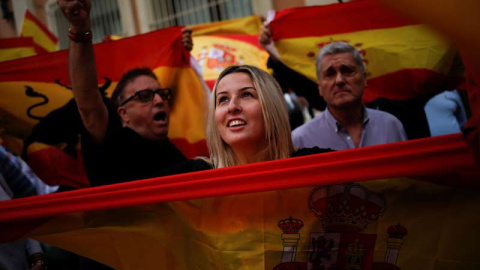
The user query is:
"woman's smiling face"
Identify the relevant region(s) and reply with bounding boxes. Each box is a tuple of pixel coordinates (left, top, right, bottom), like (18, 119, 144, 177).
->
(214, 72, 266, 154)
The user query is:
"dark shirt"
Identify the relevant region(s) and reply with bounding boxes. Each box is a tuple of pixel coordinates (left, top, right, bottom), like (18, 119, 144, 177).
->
(153, 147, 333, 176)
(291, 147, 333, 157)
(81, 101, 187, 186)
(267, 57, 326, 111)
(366, 97, 431, 140)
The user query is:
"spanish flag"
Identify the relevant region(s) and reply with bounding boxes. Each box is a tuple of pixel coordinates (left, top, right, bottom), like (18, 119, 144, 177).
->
(0, 37, 36, 62)
(191, 15, 269, 90)
(20, 10, 58, 54)
(102, 16, 268, 91)
(0, 134, 478, 269)
(380, 0, 480, 164)
(269, 0, 464, 103)
(0, 26, 208, 188)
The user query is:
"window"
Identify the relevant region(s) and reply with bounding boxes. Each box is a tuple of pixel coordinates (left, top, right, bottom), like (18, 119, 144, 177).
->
(46, 0, 254, 49)
(148, 0, 254, 31)
(47, 0, 123, 49)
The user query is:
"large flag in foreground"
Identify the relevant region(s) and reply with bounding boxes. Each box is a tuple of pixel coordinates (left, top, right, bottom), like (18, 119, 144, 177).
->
(0, 134, 479, 269)
(191, 15, 269, 90)
(0, 26, 208, 187)
(268, 0, 463, 103)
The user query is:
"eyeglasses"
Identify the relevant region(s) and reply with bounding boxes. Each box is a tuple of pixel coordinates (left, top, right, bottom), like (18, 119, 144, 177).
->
(120, 88, 172, 106)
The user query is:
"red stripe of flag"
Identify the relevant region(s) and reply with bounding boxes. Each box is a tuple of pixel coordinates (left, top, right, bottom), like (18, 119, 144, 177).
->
(270, 0, 419, 40)
(32, 43, 48, 55)
(0, 133, 476, 227)
(171, 138, 209, 159)
(24, 10, 58, 44)
(0, 26, 190, 83)
(0, 37, 35, 49)
(363, 69, 465, 103)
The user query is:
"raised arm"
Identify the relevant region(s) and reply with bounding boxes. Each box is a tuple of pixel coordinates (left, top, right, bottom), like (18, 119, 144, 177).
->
(57, 0, 108, 144)
(181, 27, 193, 51)
(258, 22, 281, 63)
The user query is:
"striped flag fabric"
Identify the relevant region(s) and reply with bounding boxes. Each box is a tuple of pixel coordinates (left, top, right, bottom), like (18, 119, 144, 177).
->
(0, 37, 36, 62)
(101, 16, 268, 91)
(268, 0, 464, 103)
(191, 15, 263, 36)
(0, 26, 208, 188)
(380, 0, 480, 163)
(0, 134, 478, 269)
(20, 10, 58, 54)
(191, 15, 269, 90)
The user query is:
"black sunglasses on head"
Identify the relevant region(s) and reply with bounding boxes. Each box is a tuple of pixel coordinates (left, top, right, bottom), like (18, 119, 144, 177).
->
(120, 88, 172, 106)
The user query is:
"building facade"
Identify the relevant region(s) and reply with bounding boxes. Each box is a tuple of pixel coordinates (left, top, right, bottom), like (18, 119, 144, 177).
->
(0, 0, 346, 49)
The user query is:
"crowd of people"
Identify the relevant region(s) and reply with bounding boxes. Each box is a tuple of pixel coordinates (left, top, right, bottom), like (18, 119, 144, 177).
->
(0, 0, 474, 269)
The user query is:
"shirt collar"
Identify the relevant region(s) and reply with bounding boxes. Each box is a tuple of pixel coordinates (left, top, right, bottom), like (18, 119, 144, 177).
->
(324, 106, 370, 133)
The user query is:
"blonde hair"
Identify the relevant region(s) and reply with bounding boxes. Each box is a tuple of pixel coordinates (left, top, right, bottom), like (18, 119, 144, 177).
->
(207, 65, 294, 168)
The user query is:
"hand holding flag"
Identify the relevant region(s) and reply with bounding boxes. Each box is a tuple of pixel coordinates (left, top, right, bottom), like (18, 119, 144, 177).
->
(181, 27, 193, 52)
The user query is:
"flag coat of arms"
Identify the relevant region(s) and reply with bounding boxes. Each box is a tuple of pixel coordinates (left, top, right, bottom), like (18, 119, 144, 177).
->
(191, 15, 269, 90)
(0, 134, 478, 269)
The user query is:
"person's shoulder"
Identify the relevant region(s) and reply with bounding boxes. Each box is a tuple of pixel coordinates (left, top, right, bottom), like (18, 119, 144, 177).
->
(156, 157, 213, 176)
(191, 157, 214, 171)
(292, 114, 325, 134)
(291, 147, 334, 157)
(366, 108, 406, 139)
(367, 108, 401, 123)
(175, 157, 213, 173)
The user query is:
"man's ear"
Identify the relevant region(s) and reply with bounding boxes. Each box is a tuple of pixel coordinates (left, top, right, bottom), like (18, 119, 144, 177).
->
(318, 83, 324, 97)
(363, 72, 367, 87)
(117, 106, 129, 126)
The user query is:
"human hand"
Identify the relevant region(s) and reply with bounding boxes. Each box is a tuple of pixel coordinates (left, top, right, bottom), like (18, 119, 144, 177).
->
(258, 22, 272, 49)
(57, 0, 91, 32)
(259, 22, 281, 62)
(181, 27, 193, 52)
(30, 262, 46, 270)
(29, 253, 46, 270)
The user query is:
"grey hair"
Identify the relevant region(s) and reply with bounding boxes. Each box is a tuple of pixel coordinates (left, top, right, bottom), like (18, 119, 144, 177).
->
(316, 41, 365, 79)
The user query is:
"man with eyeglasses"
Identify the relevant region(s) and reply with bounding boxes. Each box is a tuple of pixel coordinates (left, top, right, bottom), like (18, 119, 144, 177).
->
(58, 0, 192, 187)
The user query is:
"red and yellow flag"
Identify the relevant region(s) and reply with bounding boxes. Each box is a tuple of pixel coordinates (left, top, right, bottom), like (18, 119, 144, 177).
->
(0, 26, 208, 187)
(191, 15, 269, 89)
(0, 134, 478, 269)
(20, 10, 58, 54)
(380, 0, 480, 163)
(191, 15, 263, 36)
(101, 16, 269, 90)
(269, 0, 463, 103)
(0, 37, 36, 62)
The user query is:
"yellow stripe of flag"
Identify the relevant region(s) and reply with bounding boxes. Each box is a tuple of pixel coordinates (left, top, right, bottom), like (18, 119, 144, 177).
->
(0, 46, 36, 62)
(21, 10, 58, 53)
(191, 15, 262, 36)
(275, 24, 455, 83)
(154, 67, 207, 143)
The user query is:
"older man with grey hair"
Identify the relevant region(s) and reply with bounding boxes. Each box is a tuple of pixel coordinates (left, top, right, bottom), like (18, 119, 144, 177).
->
(292, 41, 406, 150)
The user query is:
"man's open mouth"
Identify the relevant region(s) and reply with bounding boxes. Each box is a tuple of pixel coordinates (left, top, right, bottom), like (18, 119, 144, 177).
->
(154, 111, 166, 121)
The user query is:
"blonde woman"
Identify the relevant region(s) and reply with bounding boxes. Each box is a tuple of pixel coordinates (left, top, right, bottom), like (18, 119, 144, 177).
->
(159, 65, 331, 175)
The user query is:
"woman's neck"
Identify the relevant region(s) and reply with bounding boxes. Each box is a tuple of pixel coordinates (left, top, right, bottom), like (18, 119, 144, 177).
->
(233, 144, 267, 165)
